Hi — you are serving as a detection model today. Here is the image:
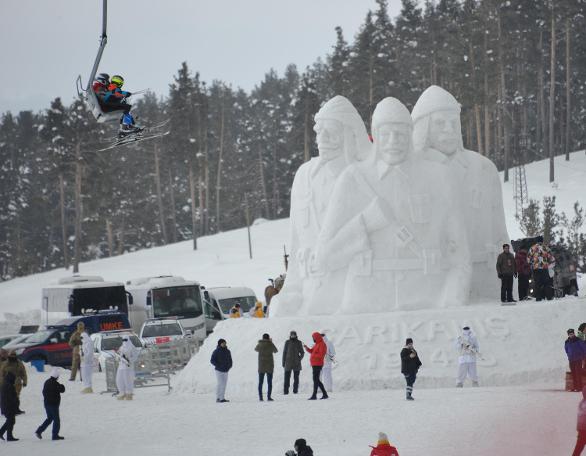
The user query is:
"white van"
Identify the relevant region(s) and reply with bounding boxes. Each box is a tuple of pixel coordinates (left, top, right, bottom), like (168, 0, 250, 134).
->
(203, 287, 258, 333)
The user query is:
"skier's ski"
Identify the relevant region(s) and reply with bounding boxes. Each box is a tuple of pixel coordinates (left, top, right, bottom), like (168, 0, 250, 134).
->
(96, 130, 169, 152)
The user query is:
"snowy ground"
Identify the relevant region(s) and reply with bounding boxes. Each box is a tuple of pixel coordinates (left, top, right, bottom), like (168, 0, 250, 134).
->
(2, 368, 579, 456)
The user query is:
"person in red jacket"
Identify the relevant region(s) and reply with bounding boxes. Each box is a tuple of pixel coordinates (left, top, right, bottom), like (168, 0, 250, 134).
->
(369, 432, 399, 456)
(303, 332, 328, 400)
(515, 247, 531, 300)
(92, 73, 110, 103)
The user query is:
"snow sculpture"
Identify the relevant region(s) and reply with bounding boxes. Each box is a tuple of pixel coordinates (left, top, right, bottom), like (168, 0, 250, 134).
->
(412, 86, 509, 301)
(271, 96, 371, 317)
(312, 98, 470, 314)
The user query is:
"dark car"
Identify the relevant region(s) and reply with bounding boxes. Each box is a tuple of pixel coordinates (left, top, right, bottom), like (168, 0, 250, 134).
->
(8, 327, 74, 367)
(7, 312, 130, 368)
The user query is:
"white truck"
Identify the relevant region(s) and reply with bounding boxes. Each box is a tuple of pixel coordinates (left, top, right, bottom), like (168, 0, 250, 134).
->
(125, 276, 206, 342)
(203, 286, 258, 333)
(42, 275, 129, 324)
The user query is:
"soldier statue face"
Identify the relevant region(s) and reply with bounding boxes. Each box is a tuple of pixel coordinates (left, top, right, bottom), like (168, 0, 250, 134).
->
(428, 110, 461, 156)
(375, 122, 410, 165)
(314, 118, 344, 162)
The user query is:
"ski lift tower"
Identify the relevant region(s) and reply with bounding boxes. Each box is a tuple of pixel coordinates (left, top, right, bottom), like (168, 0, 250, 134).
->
(514, 133, 529, 219)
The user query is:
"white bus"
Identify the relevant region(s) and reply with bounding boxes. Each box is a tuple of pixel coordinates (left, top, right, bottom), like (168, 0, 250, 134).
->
(42, 275, 129, 324)
(125, 276, 206, 342)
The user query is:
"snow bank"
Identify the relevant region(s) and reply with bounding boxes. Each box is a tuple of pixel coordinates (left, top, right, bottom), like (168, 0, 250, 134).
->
(175, 298, 584, 394)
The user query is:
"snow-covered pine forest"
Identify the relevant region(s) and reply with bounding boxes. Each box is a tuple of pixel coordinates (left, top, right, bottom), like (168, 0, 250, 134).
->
(1, 0, 585, 280)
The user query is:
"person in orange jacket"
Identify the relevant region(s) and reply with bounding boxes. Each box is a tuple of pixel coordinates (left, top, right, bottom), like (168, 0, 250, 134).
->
(251, 301, 264, 318)
(369, 432, 399, 456)
(303, 332, 328, 400)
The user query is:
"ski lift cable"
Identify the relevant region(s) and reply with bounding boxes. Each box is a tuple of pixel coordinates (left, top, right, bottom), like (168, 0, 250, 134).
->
(86, 0, 108, 93)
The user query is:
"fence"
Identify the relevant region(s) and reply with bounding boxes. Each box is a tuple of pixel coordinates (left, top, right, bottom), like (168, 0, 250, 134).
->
(102, 338, 199, 395)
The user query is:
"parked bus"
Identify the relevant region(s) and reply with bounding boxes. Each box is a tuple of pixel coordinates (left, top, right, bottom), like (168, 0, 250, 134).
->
(42, 275, 129, 324)
(125, 276, 206, 341)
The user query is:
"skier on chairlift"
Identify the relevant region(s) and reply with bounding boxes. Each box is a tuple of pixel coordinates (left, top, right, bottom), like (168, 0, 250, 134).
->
(102, 74, 142, 136)
(92, 73, 110, 102)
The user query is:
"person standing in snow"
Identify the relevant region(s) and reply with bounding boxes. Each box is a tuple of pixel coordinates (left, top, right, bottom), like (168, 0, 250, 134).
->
(285, 438, 314, 456)
(35, 367, 65, 441)
(68, 321, 85, 381)
(455, 326, 480, 387)
(80, 332, 94, 394)
(0, 351, 27, 414)
(527, 241, 555, 301)
(496, 243, 516, 303)
(211, 338, 232, 403)
(229, 304, 241, 318)
(320, 332, 336, 392)
(578, 323, 586, 342)
(303, 332, 328, 400)
(255, 333, 278, 401)
(369, 432, 399, 456)
(251, 301, 265, 318)
(115, 336, 140, 400)
(515, 247, 531, 301)
(400, 338, 422, 401)
(0, 372, 19, 441)
(566, 329, 586, 392)
(282, 330, 304, 395)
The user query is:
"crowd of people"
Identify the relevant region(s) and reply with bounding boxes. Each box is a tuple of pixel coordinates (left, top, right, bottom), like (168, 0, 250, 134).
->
(496, 240, 557, 304)
(210, 330, 336, 403)
(0, 321, 140, 442)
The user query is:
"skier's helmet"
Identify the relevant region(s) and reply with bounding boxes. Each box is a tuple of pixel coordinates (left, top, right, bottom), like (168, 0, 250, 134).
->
(111, 75, 124, 88)
(96, 73, 110, 84)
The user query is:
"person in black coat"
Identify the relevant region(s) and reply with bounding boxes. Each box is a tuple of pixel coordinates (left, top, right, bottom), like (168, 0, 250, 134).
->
(401, 338, 422, 401)
(282, 330, 304, 394)
(0, 372, 19, 441)
(285, 438, 314, 456)
(35, 368, 66, 440)
(210, 339, 232, 403)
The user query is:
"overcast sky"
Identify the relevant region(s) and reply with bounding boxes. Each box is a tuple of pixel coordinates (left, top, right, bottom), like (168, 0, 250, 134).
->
(0, 0, 404, 114)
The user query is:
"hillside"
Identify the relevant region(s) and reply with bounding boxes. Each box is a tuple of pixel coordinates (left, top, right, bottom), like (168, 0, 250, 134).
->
(0, 151, 584, 329)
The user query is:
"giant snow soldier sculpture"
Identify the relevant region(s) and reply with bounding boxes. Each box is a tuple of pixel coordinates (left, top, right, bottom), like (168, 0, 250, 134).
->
(315, 98, 470, 313)
(412, 86, 509, 302)
(272, 96, 371, 316)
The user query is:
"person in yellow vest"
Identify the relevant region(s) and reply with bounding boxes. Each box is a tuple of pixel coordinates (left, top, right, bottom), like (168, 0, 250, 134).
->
(68, 322, 85, 381)
(252, 301, 265, 318)
(229, 304, 241, 318)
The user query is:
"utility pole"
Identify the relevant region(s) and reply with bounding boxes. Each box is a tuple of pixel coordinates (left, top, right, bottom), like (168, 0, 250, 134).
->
(244, 194, 252, 259)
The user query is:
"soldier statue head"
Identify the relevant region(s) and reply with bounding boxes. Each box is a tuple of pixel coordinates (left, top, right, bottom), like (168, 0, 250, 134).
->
(314, 95, 370, 165)
(411, 85, 463, 157)
(371, 97, 413, 166)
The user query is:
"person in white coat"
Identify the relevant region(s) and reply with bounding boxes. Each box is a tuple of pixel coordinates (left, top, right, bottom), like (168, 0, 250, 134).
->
(116, 336, 140, 400)
(320, 332, 336, 392)
(455, 326, 480, 387)
(80, 332, 94, 394)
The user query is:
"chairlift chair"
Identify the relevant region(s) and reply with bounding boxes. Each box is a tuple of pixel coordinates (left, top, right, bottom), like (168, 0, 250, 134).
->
(76, 0, 120, 123)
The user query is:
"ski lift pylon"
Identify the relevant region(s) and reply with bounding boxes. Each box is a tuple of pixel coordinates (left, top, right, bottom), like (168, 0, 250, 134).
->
(76, 0, 119, 123)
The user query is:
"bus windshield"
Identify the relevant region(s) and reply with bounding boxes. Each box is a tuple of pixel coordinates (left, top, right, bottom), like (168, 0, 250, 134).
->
(152, 286, 203, 319)
(70, 286, 128, 315)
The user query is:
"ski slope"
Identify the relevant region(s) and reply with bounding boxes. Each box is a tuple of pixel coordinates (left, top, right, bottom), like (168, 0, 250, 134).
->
(0, 151, 585, 329)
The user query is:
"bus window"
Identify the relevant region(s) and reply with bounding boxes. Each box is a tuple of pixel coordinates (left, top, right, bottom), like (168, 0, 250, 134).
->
(152, 286, 203, 319)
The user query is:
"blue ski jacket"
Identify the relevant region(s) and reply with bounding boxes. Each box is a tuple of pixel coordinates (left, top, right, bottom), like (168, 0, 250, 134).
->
(211, 346, 233, 373)
(565, 337, 586, 362)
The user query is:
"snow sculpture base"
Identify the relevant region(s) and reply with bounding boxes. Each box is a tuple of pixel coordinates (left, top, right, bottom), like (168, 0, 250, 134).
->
(174, 299, 584, 395)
